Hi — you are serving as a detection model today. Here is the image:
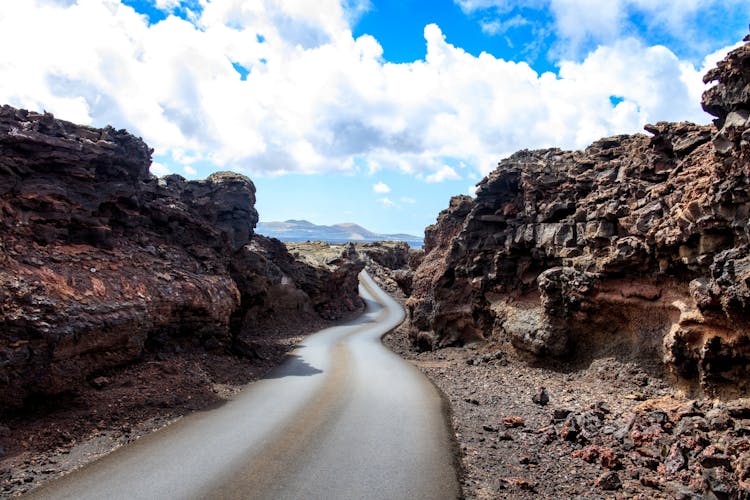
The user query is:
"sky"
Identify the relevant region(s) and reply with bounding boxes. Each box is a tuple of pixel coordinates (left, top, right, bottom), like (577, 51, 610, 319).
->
(0, 1, 748, 236)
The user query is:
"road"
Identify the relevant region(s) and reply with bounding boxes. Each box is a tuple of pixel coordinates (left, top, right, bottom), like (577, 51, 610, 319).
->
(28, 271, 460, 500)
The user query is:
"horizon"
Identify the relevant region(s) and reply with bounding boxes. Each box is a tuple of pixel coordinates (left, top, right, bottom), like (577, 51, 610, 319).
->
(260, 218, 420, 234)
(0, 1, 747, 235)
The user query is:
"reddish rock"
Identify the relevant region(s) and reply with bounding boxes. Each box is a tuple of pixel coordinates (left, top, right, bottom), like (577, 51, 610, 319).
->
(501, 416, 525, 428)
(572, 445, 600, 463)
(560, 414, 581, 442)
(599, 448, 622, 470)
(0, 106, 364, 408)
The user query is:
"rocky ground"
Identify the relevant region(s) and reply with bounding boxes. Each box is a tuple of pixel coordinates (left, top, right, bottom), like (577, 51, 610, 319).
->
(384, 327, 750, 499)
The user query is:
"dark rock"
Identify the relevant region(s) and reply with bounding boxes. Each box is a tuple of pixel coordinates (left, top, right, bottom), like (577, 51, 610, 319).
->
(405, 35, 750, 395)
(725, 399, 750, 419)
(664, 443, 688, 474)
(553, 408, 572, 421)
(596, 471, 622, 491)
(702, 467, 736, 498)
(699, 448, 732, 471)
(532, 386, 549, 406)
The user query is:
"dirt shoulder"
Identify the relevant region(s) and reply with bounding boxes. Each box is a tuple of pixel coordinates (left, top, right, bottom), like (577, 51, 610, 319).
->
(383, 322, 750, 499)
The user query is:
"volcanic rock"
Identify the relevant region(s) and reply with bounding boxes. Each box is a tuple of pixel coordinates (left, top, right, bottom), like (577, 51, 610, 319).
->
(0, 105, 364, 408)
(406, 38, 750, 395)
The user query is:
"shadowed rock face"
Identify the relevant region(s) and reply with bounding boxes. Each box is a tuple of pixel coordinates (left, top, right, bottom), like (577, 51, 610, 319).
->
(0, 105, 362, 408)
(408, 36, 750, 395)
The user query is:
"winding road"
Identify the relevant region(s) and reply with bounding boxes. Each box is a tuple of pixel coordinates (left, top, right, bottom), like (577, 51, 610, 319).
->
(28, 272, 460, 500)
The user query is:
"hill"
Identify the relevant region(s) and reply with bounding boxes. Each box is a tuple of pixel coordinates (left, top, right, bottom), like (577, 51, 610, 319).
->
(257, 220, 423, 246)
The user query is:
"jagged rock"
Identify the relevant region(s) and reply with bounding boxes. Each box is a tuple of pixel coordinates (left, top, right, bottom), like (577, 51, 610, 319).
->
(596, 471, 622, 491)
(0, 105, 364, 408)
(407, 36, 750, 395)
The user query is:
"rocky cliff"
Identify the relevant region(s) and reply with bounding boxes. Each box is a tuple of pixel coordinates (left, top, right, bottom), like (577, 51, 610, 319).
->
(0, 106, 363, 408)
(407, 36, 750, 395)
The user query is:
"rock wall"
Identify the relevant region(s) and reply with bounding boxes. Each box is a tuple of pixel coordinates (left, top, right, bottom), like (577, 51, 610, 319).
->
(0, 106, 363, 408)
(407, 36, 750, 394)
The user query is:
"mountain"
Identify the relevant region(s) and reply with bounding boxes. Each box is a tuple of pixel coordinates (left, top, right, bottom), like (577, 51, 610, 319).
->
(257, 220, 423, 246)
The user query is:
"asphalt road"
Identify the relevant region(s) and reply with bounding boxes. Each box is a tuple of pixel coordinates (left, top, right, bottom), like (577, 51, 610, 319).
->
(27, 271, 460, 500)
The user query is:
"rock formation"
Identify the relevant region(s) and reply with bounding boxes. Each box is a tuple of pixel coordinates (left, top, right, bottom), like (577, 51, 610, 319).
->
(0, 106, 363, 408)
(407, 36, 750, 394)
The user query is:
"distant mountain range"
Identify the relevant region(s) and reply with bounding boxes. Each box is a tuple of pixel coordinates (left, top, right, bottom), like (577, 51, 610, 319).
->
(256, 220, 423, 246)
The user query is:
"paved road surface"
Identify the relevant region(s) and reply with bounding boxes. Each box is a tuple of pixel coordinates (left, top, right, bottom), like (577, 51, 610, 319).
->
(28, 272, 460, 500)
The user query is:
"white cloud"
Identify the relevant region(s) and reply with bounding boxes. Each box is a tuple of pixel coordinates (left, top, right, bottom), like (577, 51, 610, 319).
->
(0, 0, 742, 185)
(377, 197, 396, 207)
(154, 0, 180, 10)
(373, 181, 391, 194)
(400, 196, 416, 204)
(455, 0, 749, 59)
(150, 161, 171, 176)
(548, 0, 624, 54)
(184, 165, 197, 176)
(479, 14, 529, 36)
(425, 165, 462, 183)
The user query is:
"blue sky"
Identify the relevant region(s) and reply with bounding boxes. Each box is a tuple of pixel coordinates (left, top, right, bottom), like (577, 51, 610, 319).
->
(0, 1, 748, 236)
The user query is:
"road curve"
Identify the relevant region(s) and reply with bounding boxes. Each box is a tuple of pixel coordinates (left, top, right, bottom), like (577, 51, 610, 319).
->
(27, 271, 460, 500)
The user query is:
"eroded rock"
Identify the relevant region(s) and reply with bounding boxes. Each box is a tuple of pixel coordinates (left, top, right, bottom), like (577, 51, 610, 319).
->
(406, 37, 750, 395)
(0, 106, 364, 408)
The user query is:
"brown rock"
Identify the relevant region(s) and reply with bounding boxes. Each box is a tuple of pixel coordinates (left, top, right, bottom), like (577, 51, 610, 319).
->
(599, 448, 622, 470)
(572, 445, 600, 463)
(0, 105, 365, 408)
(501, 416, 525, 428)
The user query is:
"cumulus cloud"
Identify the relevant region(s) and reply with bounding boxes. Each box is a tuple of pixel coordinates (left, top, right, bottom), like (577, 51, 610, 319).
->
(373, 181, 391, 194)
(184, 165, 197, 176)
(455, 0, 749, 59)
(377, 197, 396, 207)
(425, 165, 461, 183)
(0, 0, 741, 184)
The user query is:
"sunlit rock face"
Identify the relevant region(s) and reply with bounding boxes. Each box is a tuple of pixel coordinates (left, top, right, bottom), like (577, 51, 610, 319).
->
(0, 105, 363, 408)
(407, 36, 750, 395)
